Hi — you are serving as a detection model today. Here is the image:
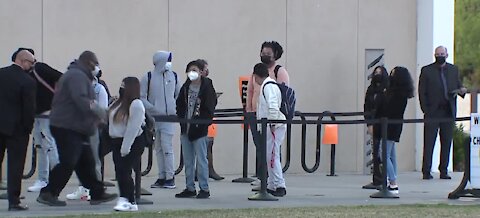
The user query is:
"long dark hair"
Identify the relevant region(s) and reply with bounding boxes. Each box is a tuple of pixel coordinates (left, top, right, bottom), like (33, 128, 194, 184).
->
(109, 77, 140, 123)
(389, 66, 414, 98)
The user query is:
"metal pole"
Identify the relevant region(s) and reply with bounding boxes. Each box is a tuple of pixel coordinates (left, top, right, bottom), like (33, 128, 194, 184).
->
(135, 155, 153, 204)
(370, 117, 399, 198)
(248, 118, 278, 201)
(327, 144, 337, 176)
(233, 114, 255, 183)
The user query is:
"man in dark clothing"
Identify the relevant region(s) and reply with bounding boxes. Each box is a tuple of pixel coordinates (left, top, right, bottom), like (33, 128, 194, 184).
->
(96, 70, 112, 101)
(419, 46, 466, 180)
(0, 50, 37, 211)
(37, 51, 117, 207)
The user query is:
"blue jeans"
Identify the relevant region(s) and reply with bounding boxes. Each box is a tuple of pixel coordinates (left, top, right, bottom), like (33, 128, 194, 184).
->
(180, 135, 208, 191)
(34, 118, 59, 182)
(382, 140, 397, 183)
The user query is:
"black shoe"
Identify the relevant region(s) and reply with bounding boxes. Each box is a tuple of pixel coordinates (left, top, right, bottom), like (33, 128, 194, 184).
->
(362, 182, 381, 190)
(209, 173, 225, 181)
(175, 189, 197, 198)
(8, 204, 28, 211)
(440, 174, 452, 179)
(90, 193, 117, 205)
(271, 187, 287, 197)
(196, 190, 210, 199)
(423, 173, 433, 180)
(37, 192, 67, 206)
(150, 178, 165, 188)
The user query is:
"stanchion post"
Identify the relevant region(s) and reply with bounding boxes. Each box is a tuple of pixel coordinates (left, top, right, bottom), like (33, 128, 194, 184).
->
(370, 117, 399, 199)
(248, 118, 278, 201)
(134, 157, 153, 204)
(327, 144, 337, 176)
(232, 114, 255, 183)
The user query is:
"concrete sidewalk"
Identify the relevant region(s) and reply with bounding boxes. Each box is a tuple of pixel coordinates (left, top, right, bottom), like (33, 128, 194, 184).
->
(0, 172, 477, 217)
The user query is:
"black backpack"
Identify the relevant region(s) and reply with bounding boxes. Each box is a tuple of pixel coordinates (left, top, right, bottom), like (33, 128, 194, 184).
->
(262, 65, 296, 120)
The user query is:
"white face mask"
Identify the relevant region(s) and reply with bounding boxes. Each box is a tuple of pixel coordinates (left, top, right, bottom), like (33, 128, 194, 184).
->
(187, 71, 199, 81)
(164, 62, 172, 71)
(92, 65, 101, 77)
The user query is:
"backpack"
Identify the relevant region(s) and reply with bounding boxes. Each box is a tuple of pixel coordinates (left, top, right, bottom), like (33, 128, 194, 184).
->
(262, 65, 296, 120)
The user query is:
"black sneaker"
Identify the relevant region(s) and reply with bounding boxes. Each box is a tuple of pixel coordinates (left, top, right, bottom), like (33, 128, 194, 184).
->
(37, 192, 67, 207)
(175, 189, 197, 198)
(423, 173, 433, 180)
(163, 178, 176, 189)
(90, 193, 118, 205)
(150, 178, 165, 188)
(362, 182, 381, 190)
(196, 190, 210, 199)
(270, 187, 286, 197)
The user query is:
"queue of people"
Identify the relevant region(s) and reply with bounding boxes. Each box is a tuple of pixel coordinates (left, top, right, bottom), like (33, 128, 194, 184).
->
(0, 42, 467, 212)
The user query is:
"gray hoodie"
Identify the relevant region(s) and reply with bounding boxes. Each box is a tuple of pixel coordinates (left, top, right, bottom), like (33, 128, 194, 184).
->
(140, 51, 180, 134)
(50, 61, 101, 136)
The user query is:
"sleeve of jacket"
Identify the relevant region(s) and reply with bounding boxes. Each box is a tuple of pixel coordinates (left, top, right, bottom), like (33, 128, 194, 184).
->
(140, 73, 158, 115)
(203, 79, 217, 120)
(453, 65, 466, 98)
(176, 84, 186, 118)
(246, 74, 254, 112)
(418, 66, 429, 114)
(363, 87, 374, 123)
(22, 78, 37, 134)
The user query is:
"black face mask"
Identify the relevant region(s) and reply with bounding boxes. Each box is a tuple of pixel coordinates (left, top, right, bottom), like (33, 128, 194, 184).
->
(261, 55, 273, 64)
(435, 56, 446, 65)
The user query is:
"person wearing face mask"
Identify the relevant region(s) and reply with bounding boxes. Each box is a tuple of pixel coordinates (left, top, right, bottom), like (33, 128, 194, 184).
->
(362, 66, 389, 190)
(419, 46, 467, 180)
(37, 51, 117, 207)
(246, 41, 290, 184)
(175, 60, 217, 199)
(65, 66, 108, 201)
(140, 51, 180, 189)
(0, 50, 36, 211)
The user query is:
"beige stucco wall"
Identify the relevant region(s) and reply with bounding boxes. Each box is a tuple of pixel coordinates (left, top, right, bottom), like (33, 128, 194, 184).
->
(0, 0, 417, 177)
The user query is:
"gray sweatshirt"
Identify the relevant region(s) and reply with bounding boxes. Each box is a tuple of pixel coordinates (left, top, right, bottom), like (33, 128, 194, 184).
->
(50, 61, 101, 136)
(140, 51, 180, 134)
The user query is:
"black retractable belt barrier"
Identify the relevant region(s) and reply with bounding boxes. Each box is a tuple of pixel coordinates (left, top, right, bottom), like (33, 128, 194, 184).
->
(134, 156, 153, 204)
(232, 112, 255, 183)
(322, 111, 338, 177)
(300, 113, 321, 173)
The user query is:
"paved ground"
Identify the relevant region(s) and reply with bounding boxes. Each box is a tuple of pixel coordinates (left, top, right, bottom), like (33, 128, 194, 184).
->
(0, 172, 477, 217)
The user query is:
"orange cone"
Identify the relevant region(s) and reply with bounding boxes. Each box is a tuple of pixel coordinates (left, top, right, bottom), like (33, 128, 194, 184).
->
(322, 124, 338, 145)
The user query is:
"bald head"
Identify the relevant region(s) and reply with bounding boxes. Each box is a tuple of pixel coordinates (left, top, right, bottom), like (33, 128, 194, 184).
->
(434, 46, 448, 66)
(14, 50, 35, 71)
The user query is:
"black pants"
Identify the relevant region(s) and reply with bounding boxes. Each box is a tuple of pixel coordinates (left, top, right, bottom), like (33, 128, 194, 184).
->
(422, 107, 454, 175)
(41, 127, 104, 199)
(111, 135, 145, 203)
(371, 138, 383, 185)
(0, 133, 29, 205)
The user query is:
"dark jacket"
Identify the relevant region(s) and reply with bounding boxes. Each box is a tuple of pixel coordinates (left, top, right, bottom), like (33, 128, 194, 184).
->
(30, 62, 63, 114)
(418, 63, 464, 117)
(373, 90, 409, 142)
(176, 77, 217, 141)
(0, 64, 36, 136)
(49, 61, 98, 136)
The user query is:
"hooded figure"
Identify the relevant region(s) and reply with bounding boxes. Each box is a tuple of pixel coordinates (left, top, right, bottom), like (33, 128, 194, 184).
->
(140, 51, 180, 188)
(140, 51, 179, 134)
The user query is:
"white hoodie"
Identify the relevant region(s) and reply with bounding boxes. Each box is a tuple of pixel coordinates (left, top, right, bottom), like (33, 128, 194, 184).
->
(256, 77, 286, 127)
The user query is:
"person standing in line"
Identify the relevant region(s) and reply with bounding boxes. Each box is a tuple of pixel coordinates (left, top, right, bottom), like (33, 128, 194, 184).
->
(37, 51, 117, 207)
(252, 63, 287, 197)
(196, 59, 223, 180)
(362, 66, 389, 190)
(373, 66, 414, 195)
(175, 60, 217, 199)
(109, 77, 146, 212)
(140, 51, 180, 189)
(419, 46, 466, 180)
(0, 50, 37, 211)
(246, 41, 290, 183)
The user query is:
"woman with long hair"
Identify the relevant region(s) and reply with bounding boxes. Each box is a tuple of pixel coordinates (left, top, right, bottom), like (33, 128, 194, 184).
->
(108, 77, 146, 211)
(374, 66, 414, 195)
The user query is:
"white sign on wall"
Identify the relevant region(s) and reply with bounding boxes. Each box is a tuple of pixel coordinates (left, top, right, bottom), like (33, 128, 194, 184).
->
(470, 113, 480, 188)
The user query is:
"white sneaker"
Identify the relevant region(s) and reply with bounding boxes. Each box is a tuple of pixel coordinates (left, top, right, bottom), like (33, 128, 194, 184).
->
(27, 180, 48, 192)
(66, 186, 91, 201)
(114, 198, 138, 212)
(251, 180, 260, 186)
